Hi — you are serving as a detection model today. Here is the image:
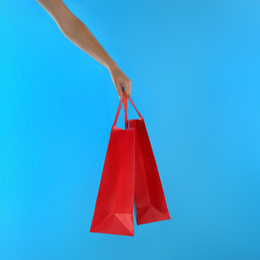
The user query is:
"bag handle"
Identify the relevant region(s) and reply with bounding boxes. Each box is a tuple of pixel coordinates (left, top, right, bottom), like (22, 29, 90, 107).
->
(126, 95, 142, 118)
(112, 92, 128, 128)
(112, 90, 142, 128)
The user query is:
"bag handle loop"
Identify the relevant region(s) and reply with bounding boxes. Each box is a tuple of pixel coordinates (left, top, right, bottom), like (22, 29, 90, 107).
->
(112, 90, 142, 128)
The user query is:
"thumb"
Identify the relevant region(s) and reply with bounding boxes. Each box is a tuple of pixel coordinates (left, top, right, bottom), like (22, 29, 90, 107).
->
(117, 84, 124, 100)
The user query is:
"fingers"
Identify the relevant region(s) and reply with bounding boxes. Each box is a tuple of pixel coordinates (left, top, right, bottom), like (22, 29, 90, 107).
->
(118, 79, 132, 100)
(116, 84, 124, 100)
(110, 67, 132, 100)
(116, 81, 132, 100)
(124, 79, 132, 97)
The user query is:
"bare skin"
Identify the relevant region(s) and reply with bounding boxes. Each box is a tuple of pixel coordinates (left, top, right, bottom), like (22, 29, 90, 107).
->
(36, 0, 132, 100)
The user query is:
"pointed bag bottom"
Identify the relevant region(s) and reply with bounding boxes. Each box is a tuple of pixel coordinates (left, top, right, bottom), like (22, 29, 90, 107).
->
(135, 205, 171, 225)
(90, 213, 134, 236)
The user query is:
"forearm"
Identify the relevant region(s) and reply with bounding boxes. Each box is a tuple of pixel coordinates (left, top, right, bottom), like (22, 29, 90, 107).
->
(37, 0, 118, 72)
(58, 16, 118, 72)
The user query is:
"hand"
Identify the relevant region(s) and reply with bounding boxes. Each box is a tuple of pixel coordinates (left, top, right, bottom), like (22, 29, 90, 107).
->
(109, 65, 132, 100)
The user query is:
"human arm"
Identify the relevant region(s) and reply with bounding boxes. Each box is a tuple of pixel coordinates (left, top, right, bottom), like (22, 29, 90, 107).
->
(36, 0, 132, 99)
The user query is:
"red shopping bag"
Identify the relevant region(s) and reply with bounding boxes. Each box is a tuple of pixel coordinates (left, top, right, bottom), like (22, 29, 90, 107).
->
(126, 95, 171, 225)
(90, 94, 135, 236)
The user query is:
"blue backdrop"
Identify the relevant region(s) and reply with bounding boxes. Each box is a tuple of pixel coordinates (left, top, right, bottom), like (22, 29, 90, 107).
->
(1, 0, 260, 259)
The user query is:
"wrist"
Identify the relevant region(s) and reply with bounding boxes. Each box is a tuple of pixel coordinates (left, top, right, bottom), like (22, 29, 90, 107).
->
(107, 60, 119, 72)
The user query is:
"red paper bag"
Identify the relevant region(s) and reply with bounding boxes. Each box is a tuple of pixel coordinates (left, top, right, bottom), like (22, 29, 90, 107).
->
(90, 94, 135, 236)
(126, 95, 171, 225)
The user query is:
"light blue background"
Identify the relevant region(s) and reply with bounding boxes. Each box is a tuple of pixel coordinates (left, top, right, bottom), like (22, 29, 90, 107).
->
(1, 0, 260, 259)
